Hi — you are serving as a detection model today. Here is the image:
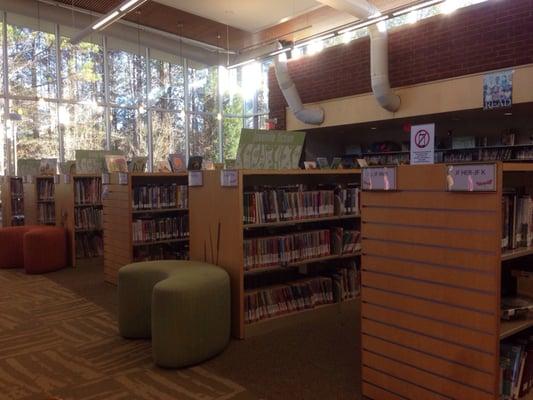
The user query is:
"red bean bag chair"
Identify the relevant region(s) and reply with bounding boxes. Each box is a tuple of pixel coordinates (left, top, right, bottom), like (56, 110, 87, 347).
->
(0, 226, 35, 269)
(23, 227, 67, 274)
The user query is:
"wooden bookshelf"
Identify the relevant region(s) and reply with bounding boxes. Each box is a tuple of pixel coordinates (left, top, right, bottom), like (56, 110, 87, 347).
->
(32, 176, 56, 225)
(360, 162, 533, 400)
(103, 172, 189, 285)
(55, 174, 103, 267)
(189, 169, 362, 339)
(1, 177, 26, 226)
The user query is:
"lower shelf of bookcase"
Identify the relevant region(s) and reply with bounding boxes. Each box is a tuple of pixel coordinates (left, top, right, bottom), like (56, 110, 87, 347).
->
(244, 296, 359, 338)
(500, 318, 533, 340)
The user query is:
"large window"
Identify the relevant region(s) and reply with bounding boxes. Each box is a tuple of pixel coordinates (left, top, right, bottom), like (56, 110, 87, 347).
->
(1, 11, 270, 174)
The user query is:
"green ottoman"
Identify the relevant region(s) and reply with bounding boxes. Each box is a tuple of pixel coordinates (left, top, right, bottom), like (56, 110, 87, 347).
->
(118, 260, 230, 368)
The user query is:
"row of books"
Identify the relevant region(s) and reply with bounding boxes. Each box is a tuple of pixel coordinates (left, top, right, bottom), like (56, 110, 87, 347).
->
(331, 263, 360, 301)
(332, 228, 362, 255)
(132, 184, 188, 210)
(243, 186, 360, 225)
(133, 245, 189, 262)
(38, 204, 55, 225)
(75, 178, 102, 205)
(11, 198, 24, 215)
(502, 191, 533, 250)
(10, 179, 23, 196)
(365, 154, 410, 166)
(37, 179, 54, 201)
(75, 232, 103, 258)
(75, 207, 102, 230)
(132, 216, 189, 243)
(244, 276, 335, 324)
(244, 229, 331, 270)
(501, 334, 533, 399)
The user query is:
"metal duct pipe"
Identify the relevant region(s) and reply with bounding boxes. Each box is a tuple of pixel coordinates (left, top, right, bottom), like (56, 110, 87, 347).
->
(273, 53, 325, 125)
(317, 0, 401, 112)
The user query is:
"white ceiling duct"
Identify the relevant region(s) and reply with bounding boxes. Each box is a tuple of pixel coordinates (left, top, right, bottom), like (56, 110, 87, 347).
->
(273, 50, 325, 126)
(317, 0, 401, 112)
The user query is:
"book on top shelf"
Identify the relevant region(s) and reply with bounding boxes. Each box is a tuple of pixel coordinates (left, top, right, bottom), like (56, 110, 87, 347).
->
(105, 155, 128, 173)
(39, 158, 57, 176)
(155, 160, 172, 173)
(168, 154, 186, 172)
(129, 156, 148, 173)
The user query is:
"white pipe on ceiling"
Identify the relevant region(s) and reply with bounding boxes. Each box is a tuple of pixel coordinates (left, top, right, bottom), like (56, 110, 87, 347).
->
(317, 0, 401, 112)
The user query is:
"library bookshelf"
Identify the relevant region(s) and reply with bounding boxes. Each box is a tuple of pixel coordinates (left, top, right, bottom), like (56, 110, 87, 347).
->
(55, 174, 103, 267)
(360, 162, 533, 400)
(189, 168, 362, 339)
(1, 177, 26, 226)
(103, 172, 189, 285)
(28, 176, 56, 225)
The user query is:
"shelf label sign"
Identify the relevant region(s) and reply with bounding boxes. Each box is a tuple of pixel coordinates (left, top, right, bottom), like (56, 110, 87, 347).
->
(62, 174, 71, 184)
(410, 123, 435, 165)
(188, 171, 203, 187)
(101, 173, 110, 185)
(118, 172, 128, 185)
(446, 164, 497, 192)
(362, 167, 397, 191)
(54, 175, 60, 184)
(220, 170, 238, 187)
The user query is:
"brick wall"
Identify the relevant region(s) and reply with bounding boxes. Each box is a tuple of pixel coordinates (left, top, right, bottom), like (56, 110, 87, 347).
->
(268, 0, 533, 129)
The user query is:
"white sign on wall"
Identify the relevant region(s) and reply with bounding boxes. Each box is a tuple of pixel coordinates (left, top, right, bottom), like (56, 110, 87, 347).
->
(362, 167, 397, 191)
(446, 164, 497, 192)
(410, 123, 435, 165)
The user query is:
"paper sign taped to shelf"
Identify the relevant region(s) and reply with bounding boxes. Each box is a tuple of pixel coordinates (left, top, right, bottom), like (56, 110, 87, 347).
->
(62, 174, 71, 184)
(362, 167, 397, 191)
(118, 172, 128, 185)
(410, 123, 435, 165)
(446, 164, 496, 192)
(220, 170, 238, 187)
(188, 171, 203, 187)
(101, 173, 110, 185)
(54, 175, 60, 184)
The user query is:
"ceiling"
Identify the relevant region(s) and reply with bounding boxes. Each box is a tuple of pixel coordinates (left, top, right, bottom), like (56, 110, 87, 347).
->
(53, 0, 424, 51)
(153, 0, 322, 32)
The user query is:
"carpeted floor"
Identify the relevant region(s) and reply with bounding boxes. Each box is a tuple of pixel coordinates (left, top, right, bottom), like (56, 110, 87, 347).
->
(6, 261, 361, 400)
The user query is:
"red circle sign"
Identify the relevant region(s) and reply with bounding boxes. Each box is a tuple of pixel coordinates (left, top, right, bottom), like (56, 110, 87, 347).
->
(415, 129, 430, 148)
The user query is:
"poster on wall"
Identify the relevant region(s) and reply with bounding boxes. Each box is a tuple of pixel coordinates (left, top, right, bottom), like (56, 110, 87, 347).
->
(235, 129, 306, 169)
(410, 123, 435, 165)
(483, 69, 513, 110)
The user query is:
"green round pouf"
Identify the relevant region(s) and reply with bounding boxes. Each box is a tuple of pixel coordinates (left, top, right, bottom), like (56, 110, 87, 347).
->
(118, 260, 230, 368)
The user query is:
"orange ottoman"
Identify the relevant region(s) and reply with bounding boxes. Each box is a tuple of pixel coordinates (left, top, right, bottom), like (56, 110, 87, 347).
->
(0, 226, 34, 269)
(23, 227, 67, 274)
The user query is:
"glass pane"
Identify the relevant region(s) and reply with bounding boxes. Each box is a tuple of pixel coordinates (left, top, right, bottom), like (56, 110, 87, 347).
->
(220, 66, 244, 117)
(222, 117, 243, 160)
(189, 113, 218, 161)
(7, 24, 57, 98)
(60, 37, 104, 101)
(257, 60, 271, 114)
(149, 58, 184, 110)
(108, 50, 146, 107)
(152, 110, 186, 163)
(0, 19, 3, 94)
(188, 65, 218, 113)
(10, 100, 59, 159)
(62, 103, 106, 161)
(110, 107, 147, 158)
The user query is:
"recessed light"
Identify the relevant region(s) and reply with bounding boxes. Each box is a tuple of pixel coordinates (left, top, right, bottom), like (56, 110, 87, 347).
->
(371, 127, 377, 130)
(504, 112, 513, 116)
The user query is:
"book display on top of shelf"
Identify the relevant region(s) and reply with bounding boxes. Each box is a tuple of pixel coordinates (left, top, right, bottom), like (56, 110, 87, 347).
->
(105, 155, 128, 173)
(189, 169, 361, 339)
(129, 157, 147, 173)
(103, 173, 189, 284)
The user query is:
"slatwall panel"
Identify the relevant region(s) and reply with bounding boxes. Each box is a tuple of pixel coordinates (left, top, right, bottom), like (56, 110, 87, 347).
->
(361, 164, 501, 400)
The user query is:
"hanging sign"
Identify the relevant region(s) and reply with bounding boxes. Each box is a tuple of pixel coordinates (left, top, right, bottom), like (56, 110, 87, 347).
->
(362, 167, 397, 191)
(446, 164, 497, 192)
(188, 171, 203, 187)
(410, 123, 435, 165)
(220, 170, 239, 187)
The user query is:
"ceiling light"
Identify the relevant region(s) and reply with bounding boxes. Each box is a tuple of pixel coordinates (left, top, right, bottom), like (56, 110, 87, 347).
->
(393, 0, 444, 16)
(92, 11, 120, 30)
(227, 58, 257, 70)
(504, 112, 513, 116)
(120, 0, 143, 12)
(338, 16, 389, 35)
(294, 33, 335, 49)
(268, 47, 291, 57)
(442, 0, 459, 14)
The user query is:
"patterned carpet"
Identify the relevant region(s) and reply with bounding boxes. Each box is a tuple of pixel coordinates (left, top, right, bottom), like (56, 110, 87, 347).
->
(0, 269, 254, 400)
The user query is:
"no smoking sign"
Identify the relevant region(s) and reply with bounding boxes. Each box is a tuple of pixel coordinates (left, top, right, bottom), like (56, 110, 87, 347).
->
(410, 123, 435, 165)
